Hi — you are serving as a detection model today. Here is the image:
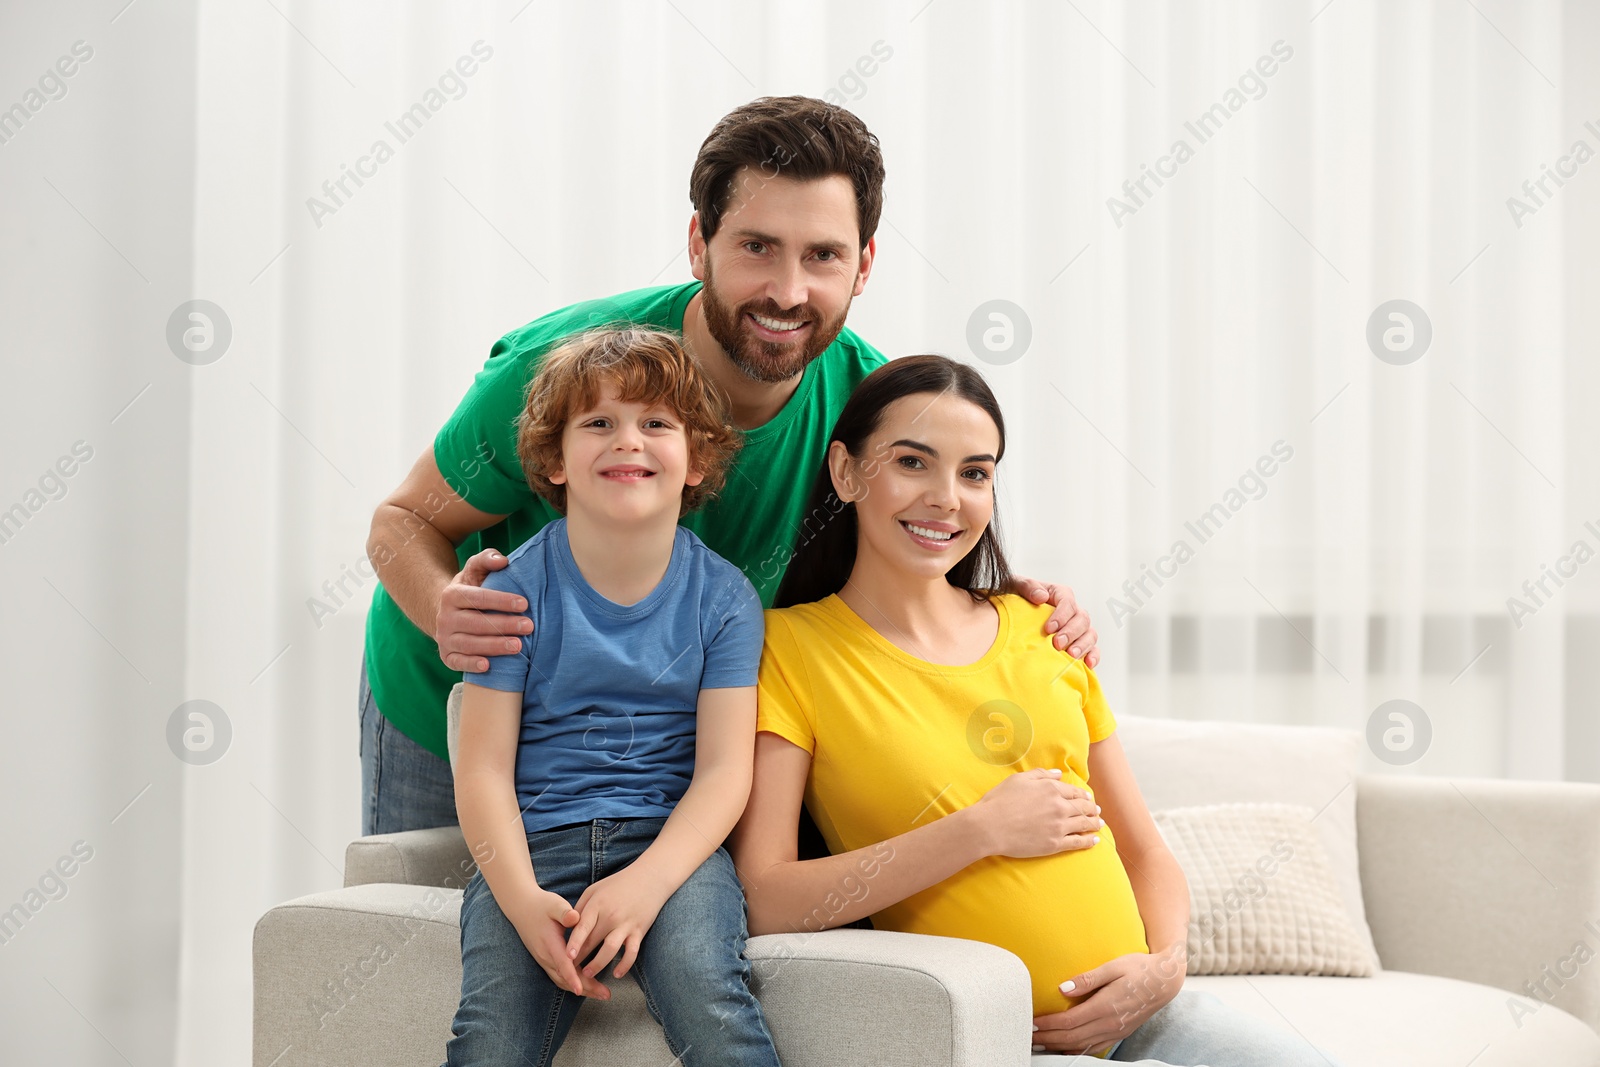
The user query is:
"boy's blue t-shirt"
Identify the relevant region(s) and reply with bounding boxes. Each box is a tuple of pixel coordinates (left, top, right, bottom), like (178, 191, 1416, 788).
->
(470, 517, 764, 834)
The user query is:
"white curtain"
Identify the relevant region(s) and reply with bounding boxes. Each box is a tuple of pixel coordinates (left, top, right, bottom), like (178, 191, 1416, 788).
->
(2, 1, 1594, 1063)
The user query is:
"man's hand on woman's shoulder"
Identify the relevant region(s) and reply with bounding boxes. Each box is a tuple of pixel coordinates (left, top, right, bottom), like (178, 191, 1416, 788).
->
(1012, 576, 1100, 669)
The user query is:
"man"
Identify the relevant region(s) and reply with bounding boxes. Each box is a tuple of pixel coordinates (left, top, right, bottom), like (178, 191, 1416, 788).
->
(361, 95, 1100, 834)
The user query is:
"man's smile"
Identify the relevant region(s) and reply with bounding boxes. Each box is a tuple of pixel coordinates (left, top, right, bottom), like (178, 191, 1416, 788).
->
(746, 311, 810, 340)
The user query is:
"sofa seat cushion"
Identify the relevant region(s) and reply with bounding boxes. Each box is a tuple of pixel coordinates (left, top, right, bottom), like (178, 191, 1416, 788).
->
(1182, 970, 1600, 1066)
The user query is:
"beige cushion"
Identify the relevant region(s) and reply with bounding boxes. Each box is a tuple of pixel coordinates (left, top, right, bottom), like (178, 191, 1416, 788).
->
(1154, 802, 1376, 976)
(1115, 714, 1381, 969)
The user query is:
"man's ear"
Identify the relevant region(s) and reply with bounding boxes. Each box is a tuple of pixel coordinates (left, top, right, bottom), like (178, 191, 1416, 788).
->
(852, 235, 876, 297)
(548, 466, 567, 486)
(688, 214, 708, 281)
(827, 440, 860, 501)
(684, 465, 705, 488)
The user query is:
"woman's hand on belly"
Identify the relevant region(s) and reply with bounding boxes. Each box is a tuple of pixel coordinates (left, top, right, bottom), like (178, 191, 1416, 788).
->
(971, 768, 1102, 858)
(1030, 943, 1187, 1056)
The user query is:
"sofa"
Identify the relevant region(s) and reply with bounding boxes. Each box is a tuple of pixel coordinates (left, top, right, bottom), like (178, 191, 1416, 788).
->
(254, 712, 1600, 1066)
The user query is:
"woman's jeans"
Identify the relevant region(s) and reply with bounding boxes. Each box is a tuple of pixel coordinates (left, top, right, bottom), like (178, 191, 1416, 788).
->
(443, 818, 781, 1067)
(1089, 987, 1347, 1065)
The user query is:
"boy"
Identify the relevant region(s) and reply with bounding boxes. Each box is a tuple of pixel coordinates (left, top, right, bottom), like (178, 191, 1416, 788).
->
(443, 327, 780, 1066)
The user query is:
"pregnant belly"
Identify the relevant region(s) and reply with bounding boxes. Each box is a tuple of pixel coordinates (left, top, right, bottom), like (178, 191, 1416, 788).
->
(870, 830, 1150, 1016)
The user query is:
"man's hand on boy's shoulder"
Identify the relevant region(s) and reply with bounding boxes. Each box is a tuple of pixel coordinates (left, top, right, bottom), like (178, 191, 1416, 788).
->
(437, 548, 534, 673)
(1013, 576, 1100, 670)
(562, 865, 674, 983)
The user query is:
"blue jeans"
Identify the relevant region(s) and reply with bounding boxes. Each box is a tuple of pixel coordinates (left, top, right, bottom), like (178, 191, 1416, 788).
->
(358, 654, 459, 835)
(1077, 988, 1346, 1065)
(444, 818, 780, 1067)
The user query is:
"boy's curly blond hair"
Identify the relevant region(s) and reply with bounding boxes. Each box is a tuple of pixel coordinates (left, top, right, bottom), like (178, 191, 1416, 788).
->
(516, 328, 740, 516)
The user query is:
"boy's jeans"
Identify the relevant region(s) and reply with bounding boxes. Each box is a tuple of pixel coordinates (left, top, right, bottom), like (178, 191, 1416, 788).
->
(443, 817, 781, 1067)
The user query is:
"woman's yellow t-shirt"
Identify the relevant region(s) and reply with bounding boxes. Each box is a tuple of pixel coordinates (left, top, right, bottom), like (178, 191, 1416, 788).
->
(757, 592, 1149, 1016)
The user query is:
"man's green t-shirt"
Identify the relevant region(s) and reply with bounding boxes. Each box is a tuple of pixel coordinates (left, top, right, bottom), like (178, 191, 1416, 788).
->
(363, 281, 887, 759)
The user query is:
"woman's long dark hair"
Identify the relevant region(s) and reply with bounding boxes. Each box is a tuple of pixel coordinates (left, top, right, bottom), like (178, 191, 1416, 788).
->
(774, 354, 1014, 609)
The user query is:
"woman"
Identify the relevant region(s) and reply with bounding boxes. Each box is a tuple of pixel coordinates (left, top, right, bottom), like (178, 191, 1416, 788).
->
(728, 355, 1341, 1064)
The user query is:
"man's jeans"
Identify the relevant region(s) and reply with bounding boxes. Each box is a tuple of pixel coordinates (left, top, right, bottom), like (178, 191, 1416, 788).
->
(443, 818, 781, 1067)
(358, 654, 459, 835)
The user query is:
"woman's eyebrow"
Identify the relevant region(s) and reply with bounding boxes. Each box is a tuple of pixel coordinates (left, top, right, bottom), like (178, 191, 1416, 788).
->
(890, 438, 996, 464)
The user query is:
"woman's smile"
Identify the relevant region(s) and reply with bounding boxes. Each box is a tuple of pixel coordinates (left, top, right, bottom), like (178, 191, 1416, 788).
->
(899, 518, 963, 550)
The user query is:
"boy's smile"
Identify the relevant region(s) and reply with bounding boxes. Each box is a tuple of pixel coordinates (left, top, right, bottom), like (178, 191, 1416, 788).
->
(599, 463, 656, 480)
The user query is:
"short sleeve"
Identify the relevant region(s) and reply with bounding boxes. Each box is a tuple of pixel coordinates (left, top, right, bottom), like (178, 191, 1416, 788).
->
(698, 566, 765, 690)
(755, 612, 817, 756)
(472, 567, 534, 693)
(848, 328, 890, 371)
(1078, 662, 1117, 743)
(432, 334, 546, 517)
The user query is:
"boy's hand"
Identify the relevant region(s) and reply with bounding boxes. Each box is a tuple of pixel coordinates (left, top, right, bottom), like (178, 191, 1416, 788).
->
(509, 888, 613, 1000)
(564, 866, 672, 981)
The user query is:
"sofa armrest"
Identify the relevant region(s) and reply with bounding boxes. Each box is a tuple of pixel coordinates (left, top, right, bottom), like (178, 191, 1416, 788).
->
(748, 928, 1034, 1065)
(255, 885, 1034, 1067)
(1357, 773, 1600, 1033)
(343, 826, 475, 889)
(254, 883, 463, 1067)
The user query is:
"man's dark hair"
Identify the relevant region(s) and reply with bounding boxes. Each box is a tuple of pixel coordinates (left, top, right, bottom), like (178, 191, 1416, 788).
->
(690, 96, 886, 253)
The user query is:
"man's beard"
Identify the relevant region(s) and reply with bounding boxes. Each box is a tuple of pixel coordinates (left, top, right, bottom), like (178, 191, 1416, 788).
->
(699, 259, 851, 384)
